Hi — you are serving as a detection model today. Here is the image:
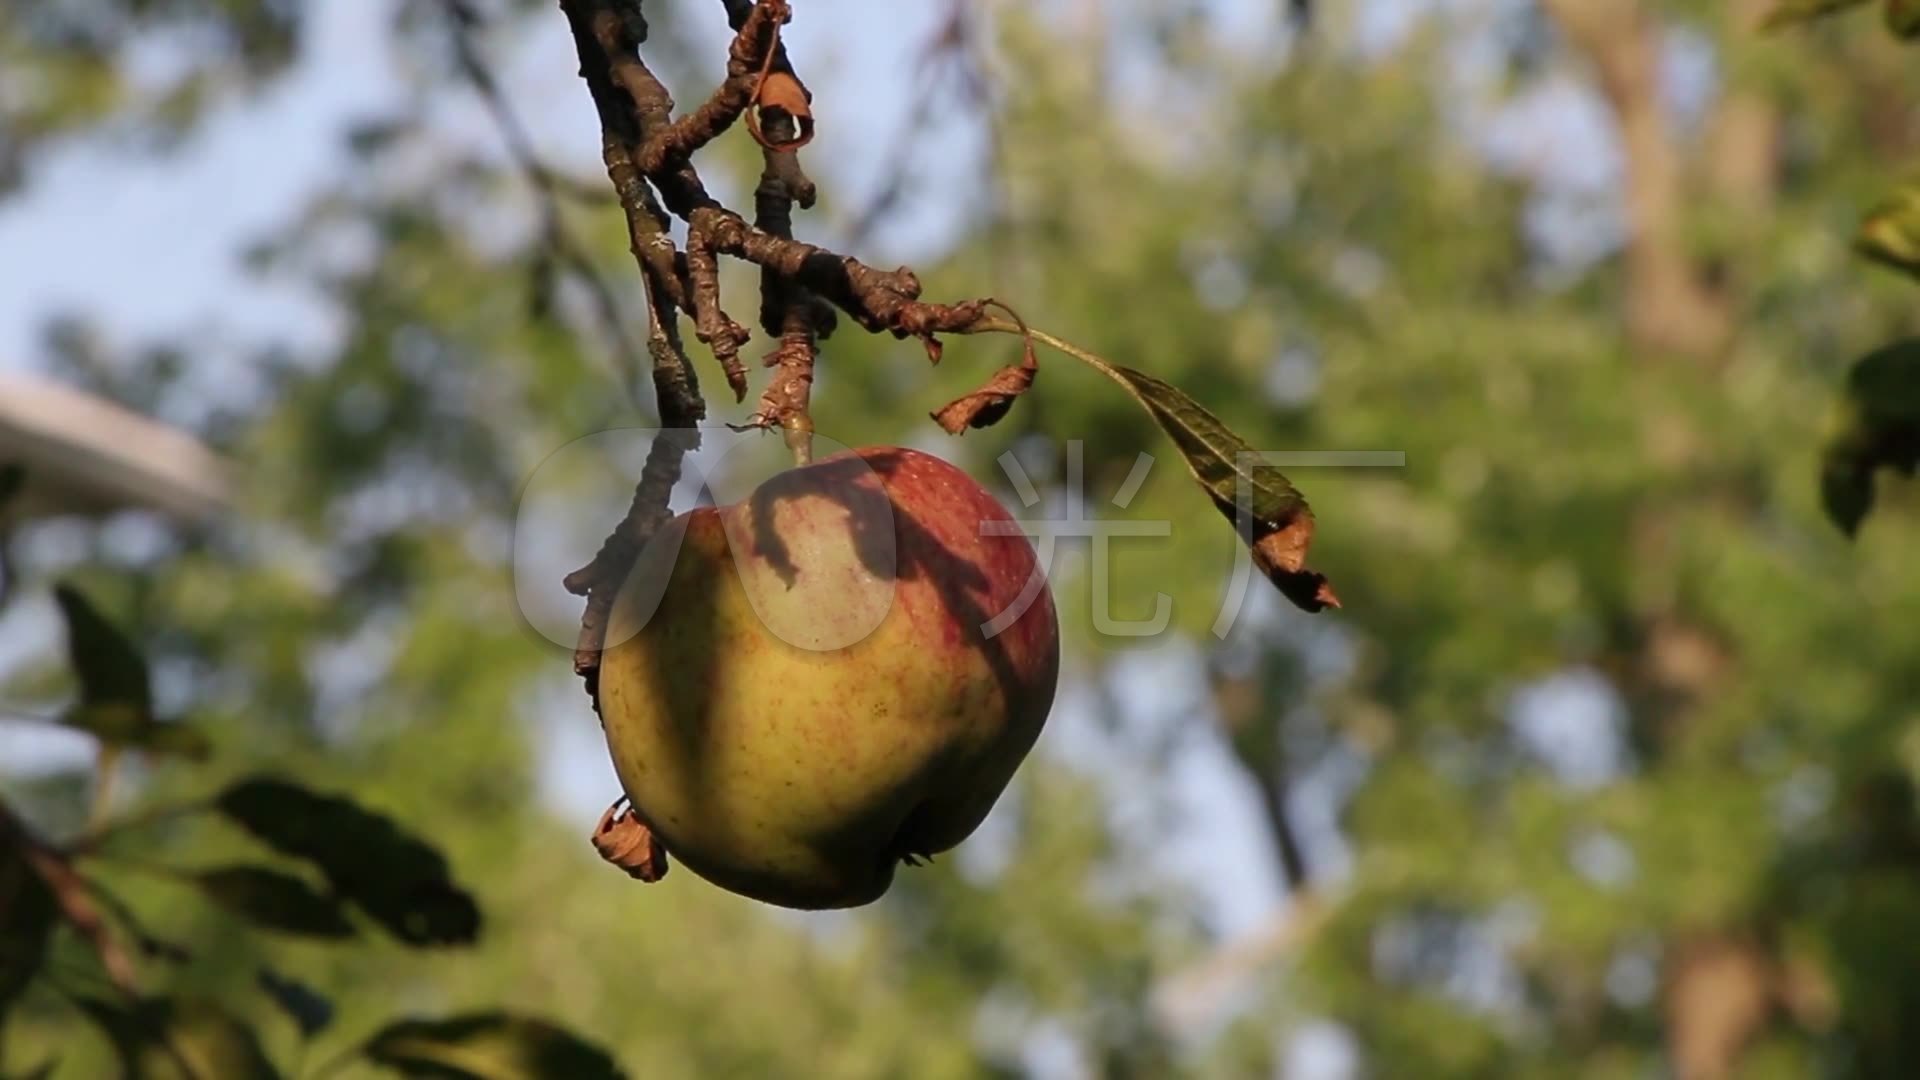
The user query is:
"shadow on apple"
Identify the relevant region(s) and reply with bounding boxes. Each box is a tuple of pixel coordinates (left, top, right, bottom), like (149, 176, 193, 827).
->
(598, 446, 1060, 909)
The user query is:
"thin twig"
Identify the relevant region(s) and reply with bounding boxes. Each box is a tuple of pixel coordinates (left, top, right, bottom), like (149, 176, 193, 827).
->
(554, 0, 1024, 701)
(1, 799, 137, 991)
(740, 104, 830, 464)
(444, 0, 649, 401)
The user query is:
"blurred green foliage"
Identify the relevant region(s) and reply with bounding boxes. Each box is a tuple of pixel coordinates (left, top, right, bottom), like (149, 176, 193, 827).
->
(4, 0, 1920, 1077)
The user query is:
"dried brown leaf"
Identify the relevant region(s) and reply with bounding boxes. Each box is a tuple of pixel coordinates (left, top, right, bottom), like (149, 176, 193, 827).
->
(593, 800, 668, 883)
(1251, 523, 1342, 613)
(749, 72, 814, 151)
(932, 355, 1038, 434)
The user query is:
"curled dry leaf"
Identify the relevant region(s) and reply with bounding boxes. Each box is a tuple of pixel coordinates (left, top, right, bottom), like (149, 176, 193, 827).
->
(932, 337, 1039, 434)
(748, 71, 814, 151)
(1247, 516, 1342, 613)
(593, 798, 668, 883)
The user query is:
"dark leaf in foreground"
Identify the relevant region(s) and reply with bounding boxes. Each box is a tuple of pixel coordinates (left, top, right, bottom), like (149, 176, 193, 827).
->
(0, 841, 57, 1023)
(193, 866, 356, 939)
(54, 584, 152, 714)
(74, 995, 282, 1080)
(216, 776, 480, 946)
(1821, 340, 1920, 536)
(258, 967, 335, 1039)
(362, 1013, 627, 1080)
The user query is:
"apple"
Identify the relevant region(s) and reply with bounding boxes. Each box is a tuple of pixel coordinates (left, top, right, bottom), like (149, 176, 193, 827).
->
(597, 446, 1060, 909)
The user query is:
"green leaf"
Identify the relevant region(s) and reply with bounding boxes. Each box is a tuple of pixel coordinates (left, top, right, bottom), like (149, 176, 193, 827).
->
(54, 584, 152, 715)
(1821, 457, 1878, 537)
(1887, 0, 1920, 38)
(192, 866, 356, 939)
(215, 777, 480, 946)
(0, 842, 57, 1023)
(256, 967, 334, 1039)
(0, 1061, 58, 1080)
(59, 706, 212, 760)
(49, 584, 210, 757)
(1759, 0, 1872, 29)
(1037, 331, 1338, 612)
(362, 1013, 626, 1080)
(1857, 186, 1920, 279)
(74, 995, 283, 1080)
(1821, 340, 1920, 536)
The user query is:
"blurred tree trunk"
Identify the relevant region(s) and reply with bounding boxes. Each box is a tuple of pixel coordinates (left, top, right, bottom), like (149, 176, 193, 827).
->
(1542, 1, 1784, 1075)
(1541, 0, 1734, 359)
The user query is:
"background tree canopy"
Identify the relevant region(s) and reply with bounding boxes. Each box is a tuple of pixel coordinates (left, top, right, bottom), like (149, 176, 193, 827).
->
(3, 0, 1920, 1077)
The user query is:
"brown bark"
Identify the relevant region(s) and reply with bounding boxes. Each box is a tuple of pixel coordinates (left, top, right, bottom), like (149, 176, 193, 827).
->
(1541, 4, 1788, 1075)
(1665, 936, 1775, 1080)
(1542, 0, 1732, 358)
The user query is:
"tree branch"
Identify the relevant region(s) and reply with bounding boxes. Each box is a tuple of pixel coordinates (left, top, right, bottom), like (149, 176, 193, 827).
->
(634, 0, 791, 176)
(1, 798, 137, 992)
(558, 0, 709, 690)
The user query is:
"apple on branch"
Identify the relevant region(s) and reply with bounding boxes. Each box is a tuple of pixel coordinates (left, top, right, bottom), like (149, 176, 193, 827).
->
(597, 446, 1060, 909)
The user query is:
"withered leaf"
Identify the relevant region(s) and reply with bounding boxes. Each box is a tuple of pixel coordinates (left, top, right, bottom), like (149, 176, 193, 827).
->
(1070, 352, 1337, 613)
(593, 800, 669, 883)
(749, 71, 814, 151)
(932, 339, 1039, 434)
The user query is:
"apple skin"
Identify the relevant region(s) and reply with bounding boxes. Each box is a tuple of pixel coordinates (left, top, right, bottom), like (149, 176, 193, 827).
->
(598, 446, 1060, 909)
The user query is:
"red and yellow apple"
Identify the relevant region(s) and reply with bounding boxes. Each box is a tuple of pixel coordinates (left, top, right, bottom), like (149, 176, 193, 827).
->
(598, 446, 1059, 909)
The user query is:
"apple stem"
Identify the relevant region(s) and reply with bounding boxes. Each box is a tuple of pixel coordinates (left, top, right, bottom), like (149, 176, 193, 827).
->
(782, 412, 814, 465)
